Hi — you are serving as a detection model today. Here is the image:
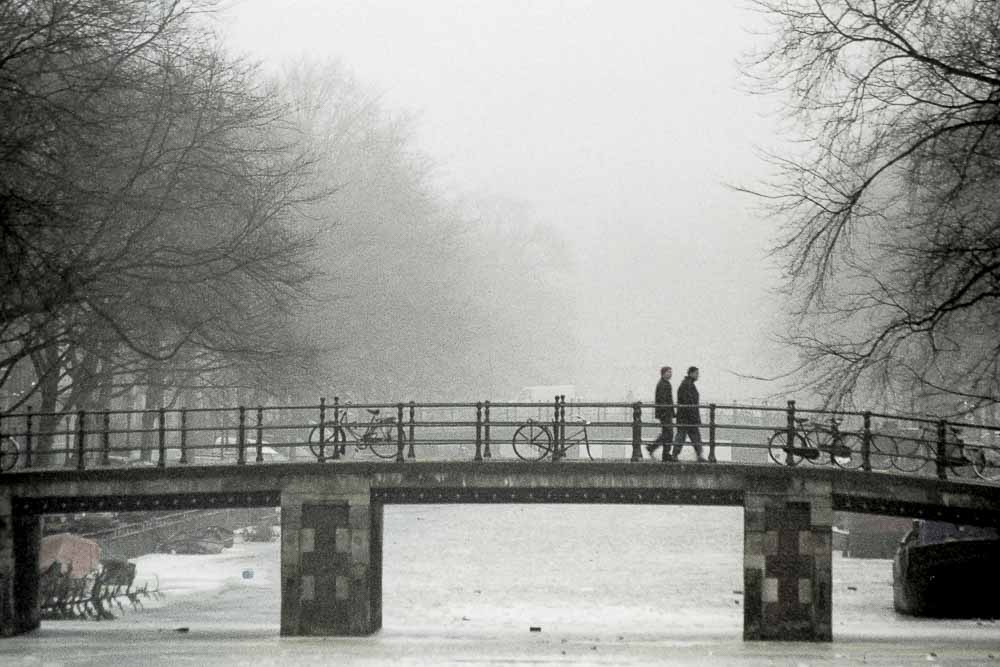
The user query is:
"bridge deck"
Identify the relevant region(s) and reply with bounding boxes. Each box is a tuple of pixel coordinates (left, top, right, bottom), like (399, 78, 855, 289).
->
(2, 460, 999, 526)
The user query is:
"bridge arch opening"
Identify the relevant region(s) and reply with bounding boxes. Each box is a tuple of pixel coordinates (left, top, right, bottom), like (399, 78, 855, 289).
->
(30, 505, 282, 634)
(381, 504, 745, 640)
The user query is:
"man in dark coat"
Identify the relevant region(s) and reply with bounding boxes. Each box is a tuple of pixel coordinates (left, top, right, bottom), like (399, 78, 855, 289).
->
(672, 366, 707, 462)
(647, 366, 674, 461)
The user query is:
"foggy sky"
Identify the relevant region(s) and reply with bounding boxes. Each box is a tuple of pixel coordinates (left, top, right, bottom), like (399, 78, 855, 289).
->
(220, 0, 787, 402)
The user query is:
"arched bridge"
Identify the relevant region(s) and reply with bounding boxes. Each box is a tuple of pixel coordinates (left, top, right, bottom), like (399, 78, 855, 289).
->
(2, 399, 1000, 642)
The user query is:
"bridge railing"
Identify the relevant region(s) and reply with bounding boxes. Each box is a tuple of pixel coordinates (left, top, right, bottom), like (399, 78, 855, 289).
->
(1, 399, 998, 483)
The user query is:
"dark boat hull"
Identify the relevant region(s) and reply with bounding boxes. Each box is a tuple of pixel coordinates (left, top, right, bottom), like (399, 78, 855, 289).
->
(893, 538, 1000, 617)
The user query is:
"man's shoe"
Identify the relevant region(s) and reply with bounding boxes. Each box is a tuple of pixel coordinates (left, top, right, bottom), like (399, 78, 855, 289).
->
(696, 457, 708, 463)
(646, 445, 657, 458)
(708, 456, 717, 463)
(663, 454, 676, 462)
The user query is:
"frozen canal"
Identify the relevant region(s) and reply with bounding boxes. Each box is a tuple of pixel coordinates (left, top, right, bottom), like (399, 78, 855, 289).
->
(3, 505, 1000, 665)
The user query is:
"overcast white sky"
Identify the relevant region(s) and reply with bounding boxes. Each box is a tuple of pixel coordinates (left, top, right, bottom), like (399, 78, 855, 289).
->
(220, 0, 789, 402)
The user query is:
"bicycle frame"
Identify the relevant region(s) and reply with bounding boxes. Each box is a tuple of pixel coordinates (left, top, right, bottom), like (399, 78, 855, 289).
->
(341, 412, 395, 444)
(511, 416, 591, 461)
(768, 417, 860, 468)
(552, 418, 589, 457)
(308, 409, 397, 461)
(807, 420, 852, 458)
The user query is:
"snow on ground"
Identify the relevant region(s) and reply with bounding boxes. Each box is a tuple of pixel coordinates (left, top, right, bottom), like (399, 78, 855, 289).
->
(2, 506, 1000, 665)
(135, 543, 277, 599)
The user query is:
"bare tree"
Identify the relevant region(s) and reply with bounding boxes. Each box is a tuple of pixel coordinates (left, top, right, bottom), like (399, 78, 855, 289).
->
(0, 2, 324, 460)
(744, 0, 1000, 415)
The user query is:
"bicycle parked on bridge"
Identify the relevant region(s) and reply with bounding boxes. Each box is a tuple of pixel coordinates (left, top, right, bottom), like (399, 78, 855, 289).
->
(512, 416, 592, 461)
(885, 425, 1000, 481)
(0, 435, 19, 472)
(307, 407, 398, 461)
(768, 416, 863, 469)
(970, 435, 1000, 482)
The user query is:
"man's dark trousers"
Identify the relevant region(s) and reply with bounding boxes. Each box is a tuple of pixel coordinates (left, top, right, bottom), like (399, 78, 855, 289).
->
(672, 423, 703, 459)
(651, 421, 673, 460)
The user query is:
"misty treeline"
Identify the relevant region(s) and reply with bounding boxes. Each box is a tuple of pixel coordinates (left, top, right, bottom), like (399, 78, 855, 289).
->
(747, 0, 1000, 418)
(0, 0, 576, 450)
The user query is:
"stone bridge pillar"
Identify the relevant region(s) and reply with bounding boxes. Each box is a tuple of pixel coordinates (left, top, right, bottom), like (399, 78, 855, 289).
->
(0, 492, 41, 637)
(743, 480, 833, 641)
(280, 478, 382, 636)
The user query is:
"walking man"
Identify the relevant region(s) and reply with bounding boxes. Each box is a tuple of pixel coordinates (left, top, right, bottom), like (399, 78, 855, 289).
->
(672, 366, 708, 462)
(647, 366, 674, 461)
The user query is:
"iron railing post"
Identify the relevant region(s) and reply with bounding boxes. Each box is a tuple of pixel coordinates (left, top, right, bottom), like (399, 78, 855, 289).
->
(102, 411, 111, 467)
(408, 402, 416, 459)
(336, 396, 347, 460)
(396, 403, 405, 463)
(484, 401, 492, 459)
(785, 400, 797, 466)
(24, 406, 32, 469)
(179, 409, 188, 464)
(552, 396, 562, 462)
(318, 397, 327, 462)
(475, 402, 483, 461)
(708, 404, 717, 462)
(157, 407, 166, 468)
(560, 395, 567, 460)
(74, 410, 86, 470)
(631, 402, 643, 462)
(76, 411, 88, 470)
(331, 396, 340, 460)
(936, 420, 948, 480)
(237, 406, 246, 466)
(256, 407, 265, 463)
(862, 412, 872, 472)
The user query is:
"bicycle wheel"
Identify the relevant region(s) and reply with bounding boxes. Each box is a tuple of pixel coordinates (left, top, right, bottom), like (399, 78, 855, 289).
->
(892, 437, 928, 472)
(512, 422, 552, 461)
(808, 430, 833, 466)
(833, 433, 864, 470)
(947, 448, 978, 480)
(0, 437, 18, 472)
(767, 431, 807, 466)
(868, 434, 896, 471)
(972, 445, 1000, 482)
(367, 421, 399, 459)
(308, 423, 339, 460)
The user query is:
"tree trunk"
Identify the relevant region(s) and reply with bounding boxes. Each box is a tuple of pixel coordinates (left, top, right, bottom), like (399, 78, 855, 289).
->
(139, 368, 165, 462)
(29, 347, 62, 468)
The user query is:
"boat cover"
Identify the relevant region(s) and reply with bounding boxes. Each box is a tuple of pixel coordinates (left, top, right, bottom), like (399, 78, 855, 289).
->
(39, 533, 101, 578)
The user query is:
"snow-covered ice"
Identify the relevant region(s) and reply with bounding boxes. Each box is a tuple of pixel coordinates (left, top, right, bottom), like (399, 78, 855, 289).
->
(2, 505, 999, 664)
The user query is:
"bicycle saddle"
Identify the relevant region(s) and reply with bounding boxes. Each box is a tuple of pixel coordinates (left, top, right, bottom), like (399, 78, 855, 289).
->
(367, 408, 380, 416)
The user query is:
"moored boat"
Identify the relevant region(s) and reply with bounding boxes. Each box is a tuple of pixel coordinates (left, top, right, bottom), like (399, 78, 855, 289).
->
(893, 520, 1000, 617)
(40, 533, 101, 577)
